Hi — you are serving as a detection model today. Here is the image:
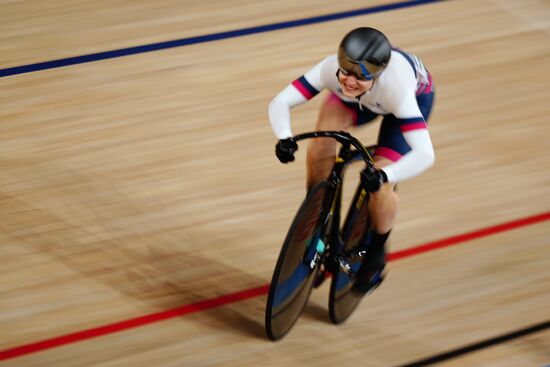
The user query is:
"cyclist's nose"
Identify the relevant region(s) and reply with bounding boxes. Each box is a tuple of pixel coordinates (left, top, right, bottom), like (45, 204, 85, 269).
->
(343, 76, 359, 86)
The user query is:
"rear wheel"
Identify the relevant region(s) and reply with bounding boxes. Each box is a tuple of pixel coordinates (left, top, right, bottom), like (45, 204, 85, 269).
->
(328, 185, 371, 324)
(265, 181, 331, 340)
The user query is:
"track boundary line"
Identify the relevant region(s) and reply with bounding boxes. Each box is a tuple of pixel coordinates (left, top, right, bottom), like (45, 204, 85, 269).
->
(0, 0, 446, 78)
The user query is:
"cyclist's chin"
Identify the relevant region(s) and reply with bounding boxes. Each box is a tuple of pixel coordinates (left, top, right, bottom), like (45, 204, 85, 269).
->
(341, 89, 363, 98)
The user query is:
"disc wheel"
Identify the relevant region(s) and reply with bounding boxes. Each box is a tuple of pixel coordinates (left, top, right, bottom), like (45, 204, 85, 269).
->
(328, 186, 371, 324)
(265, 181, 330, 340)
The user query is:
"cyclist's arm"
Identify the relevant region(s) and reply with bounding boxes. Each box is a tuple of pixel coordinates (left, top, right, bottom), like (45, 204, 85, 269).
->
(268, 57, 330, 139)
(269, 85, 308, 139)
(381, 90, 435, 183)
(381, 128, 435, 183)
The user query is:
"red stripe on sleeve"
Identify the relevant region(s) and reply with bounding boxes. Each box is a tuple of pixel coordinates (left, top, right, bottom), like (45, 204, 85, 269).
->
(401, 121, 427, 132)
(291, 79, 313, 99)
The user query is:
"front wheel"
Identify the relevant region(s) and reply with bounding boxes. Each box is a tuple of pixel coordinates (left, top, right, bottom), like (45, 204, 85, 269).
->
(265, 181, 331, 340)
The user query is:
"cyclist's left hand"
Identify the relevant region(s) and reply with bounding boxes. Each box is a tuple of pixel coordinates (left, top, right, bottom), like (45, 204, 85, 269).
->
(360, 167, 388, 192)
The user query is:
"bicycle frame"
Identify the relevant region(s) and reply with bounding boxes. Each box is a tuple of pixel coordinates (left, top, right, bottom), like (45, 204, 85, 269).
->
(292, 131, 376, 269)
(265, 131, 379, 339)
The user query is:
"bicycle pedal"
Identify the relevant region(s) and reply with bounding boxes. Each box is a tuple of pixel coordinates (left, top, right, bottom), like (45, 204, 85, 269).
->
(326, 255, 349, 274)
(338, 258, 352, 274)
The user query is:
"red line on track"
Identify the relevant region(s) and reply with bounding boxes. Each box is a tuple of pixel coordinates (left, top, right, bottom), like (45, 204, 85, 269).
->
(1, 211, 548, 361)
(388, 212, 550, 261)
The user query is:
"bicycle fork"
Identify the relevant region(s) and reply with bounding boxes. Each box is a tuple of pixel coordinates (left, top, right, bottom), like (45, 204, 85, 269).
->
(304, 204, 334, 270)
(308, 238, 326, 269)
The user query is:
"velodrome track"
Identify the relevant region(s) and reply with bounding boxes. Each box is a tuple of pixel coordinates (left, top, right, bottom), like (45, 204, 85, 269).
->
(1, 0, 549, 365)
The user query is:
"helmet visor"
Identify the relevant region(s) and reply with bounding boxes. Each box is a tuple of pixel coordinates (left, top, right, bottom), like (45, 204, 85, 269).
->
(338, 54, 384, 81)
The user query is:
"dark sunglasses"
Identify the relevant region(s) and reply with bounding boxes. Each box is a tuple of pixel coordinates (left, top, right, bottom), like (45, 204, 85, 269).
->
(336, 67, 373, 81)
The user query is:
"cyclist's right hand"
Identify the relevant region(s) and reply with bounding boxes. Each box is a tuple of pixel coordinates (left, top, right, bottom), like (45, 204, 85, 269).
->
(275, 138, 298, 163)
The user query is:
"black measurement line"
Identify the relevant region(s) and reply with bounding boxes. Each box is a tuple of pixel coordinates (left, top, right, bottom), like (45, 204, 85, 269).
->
(397, 320, 550, 367)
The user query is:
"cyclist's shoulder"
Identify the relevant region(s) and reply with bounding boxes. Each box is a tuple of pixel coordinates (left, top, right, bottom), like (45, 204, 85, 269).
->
(316, 54, 338, 75)
(323, 54, 338, 64)
(384, 52, 417, 79)
(375, 54, 418, 95)
(302, 54, 340, 90)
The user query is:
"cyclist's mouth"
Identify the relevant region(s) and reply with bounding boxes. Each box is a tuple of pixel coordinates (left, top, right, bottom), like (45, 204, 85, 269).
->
(342, 84, 360, 94)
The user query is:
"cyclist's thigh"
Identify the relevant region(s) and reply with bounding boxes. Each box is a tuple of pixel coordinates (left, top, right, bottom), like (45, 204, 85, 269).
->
(319, 92, 380, 128)
(308, 93, 356, 157)
(315, 93, 356, 131)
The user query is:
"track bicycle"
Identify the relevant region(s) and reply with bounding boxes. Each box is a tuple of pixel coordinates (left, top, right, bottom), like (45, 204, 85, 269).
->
(265, 130, 390, 341)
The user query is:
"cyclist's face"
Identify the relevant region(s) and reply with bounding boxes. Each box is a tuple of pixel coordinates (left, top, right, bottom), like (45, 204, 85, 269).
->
(337, 69, 373, 97)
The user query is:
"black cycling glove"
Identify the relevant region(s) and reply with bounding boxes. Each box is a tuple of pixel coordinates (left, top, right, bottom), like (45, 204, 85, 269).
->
(360, 167, 388, 192)
(275, 138, 298, 163)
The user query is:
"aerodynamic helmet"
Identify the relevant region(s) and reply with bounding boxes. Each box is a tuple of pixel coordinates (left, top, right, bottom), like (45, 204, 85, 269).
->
(337, 27, 391, 80)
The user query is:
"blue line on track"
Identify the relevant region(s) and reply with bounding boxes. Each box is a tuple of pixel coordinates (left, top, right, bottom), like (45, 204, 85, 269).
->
(0, 0, 446, 78)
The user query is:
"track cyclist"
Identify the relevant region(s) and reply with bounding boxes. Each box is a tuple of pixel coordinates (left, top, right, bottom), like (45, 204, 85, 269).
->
(268, 27, 436, 294)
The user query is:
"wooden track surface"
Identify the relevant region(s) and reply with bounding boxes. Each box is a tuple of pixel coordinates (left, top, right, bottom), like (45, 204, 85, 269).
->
(1, 0, 549, 365)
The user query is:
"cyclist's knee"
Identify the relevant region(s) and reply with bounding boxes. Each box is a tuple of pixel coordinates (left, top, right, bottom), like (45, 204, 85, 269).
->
(307, 137, 337, 158)
(371, 183, 398, 203)
(306, 150, 335, 189)
(369, 184, 399, 233)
